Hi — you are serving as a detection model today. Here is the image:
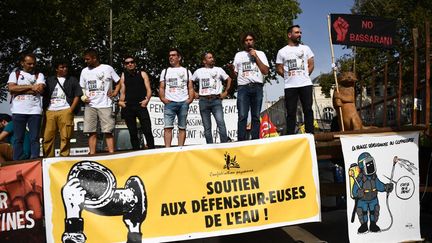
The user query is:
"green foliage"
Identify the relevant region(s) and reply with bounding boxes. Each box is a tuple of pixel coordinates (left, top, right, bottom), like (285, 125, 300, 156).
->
(0, 0, 301, 100)
(315, 72, 334, 98)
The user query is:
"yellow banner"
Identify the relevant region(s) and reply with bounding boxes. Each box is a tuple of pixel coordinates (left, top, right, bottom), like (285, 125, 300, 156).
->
(43, 135, 320, 242)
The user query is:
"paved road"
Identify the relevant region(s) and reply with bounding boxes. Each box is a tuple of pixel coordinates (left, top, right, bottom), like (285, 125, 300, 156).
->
(180, 207, 432, 243)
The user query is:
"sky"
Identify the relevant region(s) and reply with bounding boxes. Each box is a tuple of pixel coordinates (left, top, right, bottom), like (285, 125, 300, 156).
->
(263, 0, 354, 102)
(0, 0, 354, 114)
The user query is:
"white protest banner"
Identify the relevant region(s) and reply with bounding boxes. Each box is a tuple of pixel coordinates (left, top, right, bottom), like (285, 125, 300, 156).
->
(340, 132, 421, 243)
(147, 97, 238, 146)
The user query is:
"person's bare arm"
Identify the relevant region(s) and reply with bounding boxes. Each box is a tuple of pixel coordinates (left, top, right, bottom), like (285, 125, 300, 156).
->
(159, 81, 170, 104)
(8, 83, 39, 95)
(276, 64, 284, 77)
(187, 79, 194, 104)
(118, 73, 127, 108)
(249, 49, 269, 75)
(0, 130, 10, 142)
(220, 77, 232, 99)
(308, 57, 315, 75)
(140, 71, 152, 107)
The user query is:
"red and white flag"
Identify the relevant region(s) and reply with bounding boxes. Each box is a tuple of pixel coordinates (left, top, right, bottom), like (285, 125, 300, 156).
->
(259, 113, 279, 138)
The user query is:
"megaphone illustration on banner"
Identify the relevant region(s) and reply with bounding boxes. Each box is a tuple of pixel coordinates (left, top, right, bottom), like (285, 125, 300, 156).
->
(66, 160, 147, 223)
(62, 161, 147, 243)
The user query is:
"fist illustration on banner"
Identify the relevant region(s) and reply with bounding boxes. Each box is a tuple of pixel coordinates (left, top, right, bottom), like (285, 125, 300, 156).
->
(333, 17, 349, 41)
(61, 161, 148, 243)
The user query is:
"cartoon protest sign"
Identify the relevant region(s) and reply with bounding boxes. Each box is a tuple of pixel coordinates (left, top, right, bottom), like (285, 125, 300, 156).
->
(43, 134, 320, 243)
(340, 132, 422, 243)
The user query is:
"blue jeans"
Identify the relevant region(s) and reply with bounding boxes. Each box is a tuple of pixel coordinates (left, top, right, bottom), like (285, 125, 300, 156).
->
(199, 98, 228, 143)
(164, 101, 189, 129)
(237, 83, 263, 141)
(12, 114, 42, 160)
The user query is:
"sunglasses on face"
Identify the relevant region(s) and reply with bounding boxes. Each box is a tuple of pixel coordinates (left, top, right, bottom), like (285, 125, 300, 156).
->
(124, 60, 135, 64)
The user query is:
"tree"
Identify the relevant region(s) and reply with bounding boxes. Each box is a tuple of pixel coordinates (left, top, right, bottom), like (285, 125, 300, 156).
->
(0, 0, 301, 100)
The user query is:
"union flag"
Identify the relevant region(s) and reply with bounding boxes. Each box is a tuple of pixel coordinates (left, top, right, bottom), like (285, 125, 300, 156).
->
(259, 113, 279, 138)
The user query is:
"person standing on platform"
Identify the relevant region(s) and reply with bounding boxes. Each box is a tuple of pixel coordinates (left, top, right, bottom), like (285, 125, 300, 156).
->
(118, 55, 155, 150)
(43, 60, 82, 157)
(80, 49, 120, 154)
(7, 53, 45, 160)
(231, 32, 269, 141)
(276, 25, 315, 135)
(159, 48, 194, 147)
(192, 51, 232, 144)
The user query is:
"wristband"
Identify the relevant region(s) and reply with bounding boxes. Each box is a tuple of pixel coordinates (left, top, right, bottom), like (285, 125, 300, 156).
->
(127, 232, 142, 243)
(65, 218, 84, 233)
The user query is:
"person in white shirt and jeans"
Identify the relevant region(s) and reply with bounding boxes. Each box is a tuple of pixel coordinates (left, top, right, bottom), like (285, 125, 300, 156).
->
(7, 53, 45, 160)
(192, 51, 232, 143)
(231, 32, 269, 141)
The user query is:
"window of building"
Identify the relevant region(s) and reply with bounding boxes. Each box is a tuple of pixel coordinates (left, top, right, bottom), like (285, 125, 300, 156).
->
(323, 107, 334, 121)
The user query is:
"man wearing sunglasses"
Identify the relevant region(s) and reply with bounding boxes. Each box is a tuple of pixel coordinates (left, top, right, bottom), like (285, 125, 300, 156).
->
(118, 56, 155, 150)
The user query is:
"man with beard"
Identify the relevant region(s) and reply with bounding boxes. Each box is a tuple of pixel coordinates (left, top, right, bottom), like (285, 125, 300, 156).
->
(118, 56, 155, 150)
(276, 25, 315, 135)
(192, 51, 232, 144)
(231, 32, 269, 141)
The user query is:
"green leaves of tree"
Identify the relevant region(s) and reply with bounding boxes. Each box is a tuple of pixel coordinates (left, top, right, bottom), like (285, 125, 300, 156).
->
(0, 0, 301, 100)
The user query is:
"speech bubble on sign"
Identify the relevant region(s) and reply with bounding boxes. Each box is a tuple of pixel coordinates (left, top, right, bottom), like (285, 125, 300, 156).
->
(395, 176, 415, 200)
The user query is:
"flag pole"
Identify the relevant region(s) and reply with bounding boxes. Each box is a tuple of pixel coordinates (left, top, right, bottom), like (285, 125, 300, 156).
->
(327, 15, 345, 131)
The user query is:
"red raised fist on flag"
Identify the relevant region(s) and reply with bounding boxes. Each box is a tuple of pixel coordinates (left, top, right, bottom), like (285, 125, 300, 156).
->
(333, 17, 349, 41)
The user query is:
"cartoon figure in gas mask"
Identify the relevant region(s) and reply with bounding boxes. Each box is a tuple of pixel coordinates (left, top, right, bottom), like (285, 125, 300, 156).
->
(351, 152, 393, 233)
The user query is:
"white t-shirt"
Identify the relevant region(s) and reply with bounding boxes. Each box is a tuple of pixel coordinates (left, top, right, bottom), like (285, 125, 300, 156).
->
(233, 50, 269, 85)
(276, 44, 314, 88)
(48, 77, 70, 111)
(7, 70, 45, 115)
(192, 67, 229, 96)
(159, 67, 192, 102)
(80, 64, 120, 108)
